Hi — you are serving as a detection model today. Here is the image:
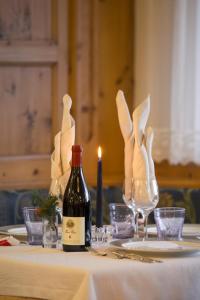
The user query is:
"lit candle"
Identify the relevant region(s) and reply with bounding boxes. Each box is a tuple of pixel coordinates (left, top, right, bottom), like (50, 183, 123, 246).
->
(96, 146, 103, 228)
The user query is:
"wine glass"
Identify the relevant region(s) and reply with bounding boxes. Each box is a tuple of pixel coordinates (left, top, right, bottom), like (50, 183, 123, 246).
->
(123, 179, 159, 240)
(53, 179, 63, 223)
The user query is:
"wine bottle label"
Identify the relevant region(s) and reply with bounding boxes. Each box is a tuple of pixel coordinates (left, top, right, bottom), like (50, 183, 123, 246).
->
(62, 217, 85, 245)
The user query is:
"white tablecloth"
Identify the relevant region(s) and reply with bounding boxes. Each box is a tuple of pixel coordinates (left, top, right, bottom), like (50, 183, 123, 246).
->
(1, 245, 200, 300)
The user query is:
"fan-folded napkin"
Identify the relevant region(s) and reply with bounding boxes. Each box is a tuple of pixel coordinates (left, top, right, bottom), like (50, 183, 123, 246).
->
(116, 90, 155, 204)
(116, 91, 134, 200)
(50, 94, 75, 197)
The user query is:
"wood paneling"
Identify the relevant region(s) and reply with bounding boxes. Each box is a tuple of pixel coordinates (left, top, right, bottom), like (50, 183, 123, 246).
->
(0, 0, 67, 190)
(0, 0, 51, 41)
(69, 0, 134, 186)
(1, 0, 196, 190)
(96, 0, 133, 179)
(0, 296, 41, 300)
(0, 66, 51, 156)
(0, 155, 50, 189)
(156, 161, 200, 188)
(0, 43, 57, 64)
(0, 0, 134, 190)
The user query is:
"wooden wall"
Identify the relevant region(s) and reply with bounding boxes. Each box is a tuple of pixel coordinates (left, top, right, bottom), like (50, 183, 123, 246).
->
(0, 0, 134, 190)
(155, 161, 200, 188)
(0, 0, 199, 191)
(0, 0, 68, 189)
(68, 0, 134, 186)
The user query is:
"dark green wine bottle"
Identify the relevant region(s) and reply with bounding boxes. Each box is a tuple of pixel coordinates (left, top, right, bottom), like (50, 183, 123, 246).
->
(62, 145, 91, 252)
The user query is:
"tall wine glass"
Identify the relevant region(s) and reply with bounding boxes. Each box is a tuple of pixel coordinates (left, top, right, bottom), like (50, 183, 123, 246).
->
(124, 179, 159, 240)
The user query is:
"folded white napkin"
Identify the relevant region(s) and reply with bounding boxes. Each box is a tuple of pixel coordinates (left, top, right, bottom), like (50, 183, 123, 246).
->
(50, 94, 75, 197)
(132, 97, 157, 206)
(116, 91, 156, 205)
(145, 126, 156, 181)
(132, 96, 150, 182)
(116, 90, 134, 200)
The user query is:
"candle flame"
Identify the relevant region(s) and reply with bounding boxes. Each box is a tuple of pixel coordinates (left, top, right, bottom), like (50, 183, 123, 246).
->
(98, 146, 102, 158)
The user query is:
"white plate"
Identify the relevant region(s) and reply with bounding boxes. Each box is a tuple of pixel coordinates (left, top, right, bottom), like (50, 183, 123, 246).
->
(148, 224, 200, 237)
(0, 225, 62, 237)
(8, 227, 27, 235)
(0, 225, 27, 241)
(110, 239, 200, 256)
(0, 225, 25, 235)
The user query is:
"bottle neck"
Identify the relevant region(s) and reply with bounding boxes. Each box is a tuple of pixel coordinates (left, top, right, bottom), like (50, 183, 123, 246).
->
(71, 151, 82, 167)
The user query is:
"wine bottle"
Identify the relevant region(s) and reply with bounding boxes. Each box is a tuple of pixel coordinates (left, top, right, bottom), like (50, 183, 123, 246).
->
(62, 145, 91, 252)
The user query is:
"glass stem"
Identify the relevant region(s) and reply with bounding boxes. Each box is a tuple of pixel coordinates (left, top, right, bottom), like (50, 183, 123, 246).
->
(143, 212, 149, 241)
(134, 210, 139, 239)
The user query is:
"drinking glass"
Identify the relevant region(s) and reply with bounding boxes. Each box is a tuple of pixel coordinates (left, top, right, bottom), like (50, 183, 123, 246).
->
(23, 207, 43, 245)
(91, 225, 113, 247)
(154, 207, 185, 240)
(123, 179, 159, 239)
(42, 214, 59, 248)
(109, 203, 134, 239)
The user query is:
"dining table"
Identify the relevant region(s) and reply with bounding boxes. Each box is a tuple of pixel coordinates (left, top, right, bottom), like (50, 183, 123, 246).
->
(1, 225, 200, 300)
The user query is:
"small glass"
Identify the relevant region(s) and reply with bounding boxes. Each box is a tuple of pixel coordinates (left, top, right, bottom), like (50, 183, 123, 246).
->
(109, 203, 134, 239)
(91, 225, 113, 247)
(23, 207, 43, 245)
(42, 214, 59, 248)
(154, 207, 185, 240)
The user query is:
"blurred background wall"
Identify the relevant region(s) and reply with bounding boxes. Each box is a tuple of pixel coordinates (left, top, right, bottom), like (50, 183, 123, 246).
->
(0, 0, 199, 191)
(0, 0, 133, 190)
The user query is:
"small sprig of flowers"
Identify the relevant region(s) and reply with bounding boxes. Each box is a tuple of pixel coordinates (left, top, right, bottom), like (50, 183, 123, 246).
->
(32, 192, 59, 218)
